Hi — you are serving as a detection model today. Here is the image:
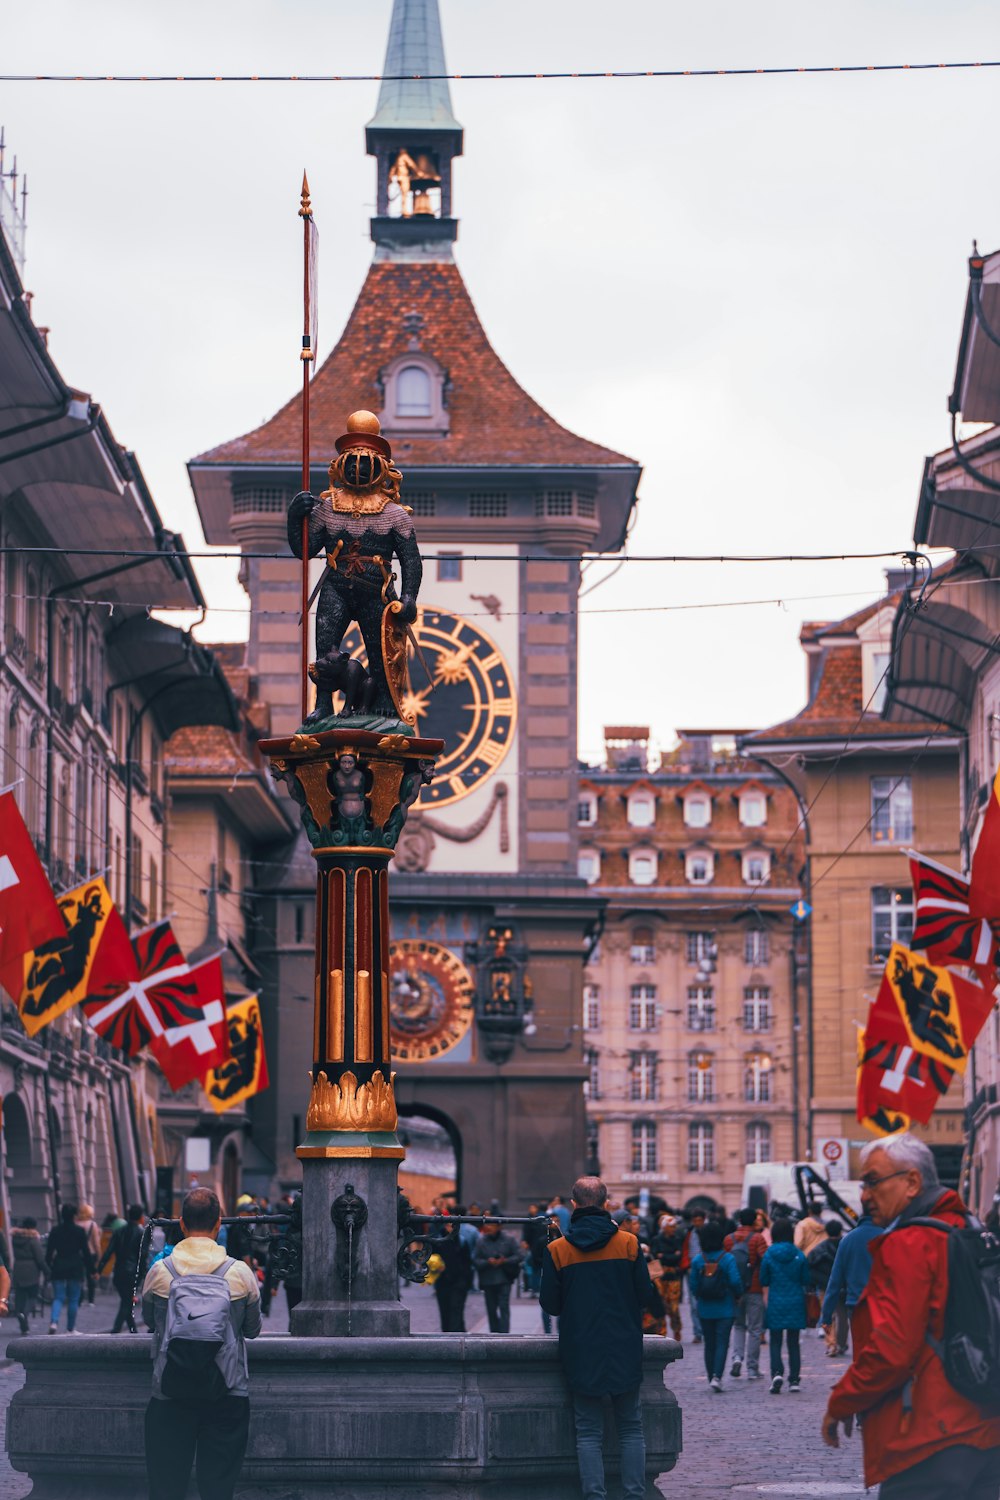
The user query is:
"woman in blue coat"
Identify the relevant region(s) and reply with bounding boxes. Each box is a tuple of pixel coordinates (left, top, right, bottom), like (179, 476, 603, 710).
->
(688, 1221, 743, 1391)
(760, 1216, 809, 1394)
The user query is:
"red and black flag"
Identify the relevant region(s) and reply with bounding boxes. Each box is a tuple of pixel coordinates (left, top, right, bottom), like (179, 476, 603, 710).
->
(150, 955, 229, 1091)
(858, 1017, 956, 1126)
(0, 878, 136, 1038)
(204, 995, 269, 1113)
(870, 943, 995, 1075)
(908, 850, 1000, 983)
(82, 919, 190, 1055)
(970, 763, 1000, 918)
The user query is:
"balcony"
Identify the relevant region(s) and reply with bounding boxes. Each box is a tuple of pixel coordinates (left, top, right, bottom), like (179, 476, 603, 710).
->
(129, 761, 149, 797)
(27, 653, 45, 689)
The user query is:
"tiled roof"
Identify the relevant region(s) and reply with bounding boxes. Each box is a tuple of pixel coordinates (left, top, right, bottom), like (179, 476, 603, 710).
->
(194, 261, 635, 469)
(165, 724, 256, 777)
(751, 643, 945, 742)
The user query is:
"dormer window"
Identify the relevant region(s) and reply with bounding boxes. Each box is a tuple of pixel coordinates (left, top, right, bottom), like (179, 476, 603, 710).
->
(378, 351, 450, 439)
(684, 792, 711, 829)
(627, 791, 655, 829)
(743, 851, 771, 885)
(686, 849, 714, 885)
(629, 849, 658, 886)
(396, 364, 432, 417)
(739, 791, 766, 828)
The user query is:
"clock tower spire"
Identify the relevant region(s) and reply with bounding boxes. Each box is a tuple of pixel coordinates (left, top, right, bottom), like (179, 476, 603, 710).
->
(366, 0, 463, 260)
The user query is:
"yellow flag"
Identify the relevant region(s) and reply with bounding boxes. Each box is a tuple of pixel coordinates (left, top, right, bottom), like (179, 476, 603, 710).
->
(203, 996, 269, 1113)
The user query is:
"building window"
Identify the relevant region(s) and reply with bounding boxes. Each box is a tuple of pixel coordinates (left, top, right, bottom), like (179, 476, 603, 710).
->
(627, 791, 655, 828)
(743, 987, 772, 1032)
(686, 931, 716, 964)
(585, 1048, 601, 1100)
(631, 1120, 657, 1173)
(684, 792, 711, 828)
(437, 553, 462, 582)
(871, 886, 915, 962)
(584, 983, 601, 1031)
(469, 493, 508, 517)
(742, 851, 770, 885)
(630, 926, 655, 963)
(871, 775, 913, 843)
(628, 984, 657, 1031)
(745, 929, 770, 965)
(629, 1051, 658, 1102)
(396, 364, 432, 417)
(746, 1121, 772, 1164)
(688, 1122, 714, 1173)
(745, 1052, 772, 1103)
(629, 850, 657, 886)
(870, 650, 892, 713)
(586, 1122, 600, 1173)
(688, 1050, 715, 1102)
(148, 856, 158, 921)
(577, 792, 597, 826)
(687, 986, 716, 1031)
(739, 791, 767, 827)
(686, 850, 714, 885)
(578, 849, 600, 885)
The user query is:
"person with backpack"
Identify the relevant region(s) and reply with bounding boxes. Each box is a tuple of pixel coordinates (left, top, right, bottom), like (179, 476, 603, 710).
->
(97, 1203, 148, 1334)
(760, 1216, 809, 1393)
(822, 1134, 1000, 1497)
(142, 1186, 261, 1500)
(725, 1207, 767, 1379)
(688, 1220, 743, 1392)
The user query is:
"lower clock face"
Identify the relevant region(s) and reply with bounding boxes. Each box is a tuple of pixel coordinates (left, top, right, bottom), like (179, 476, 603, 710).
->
(388, 939, 475, 1062)
(340, 604, 517, 809)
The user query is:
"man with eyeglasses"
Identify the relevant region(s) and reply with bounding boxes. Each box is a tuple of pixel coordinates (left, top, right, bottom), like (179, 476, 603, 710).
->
(820, 1134, 1000, 1498)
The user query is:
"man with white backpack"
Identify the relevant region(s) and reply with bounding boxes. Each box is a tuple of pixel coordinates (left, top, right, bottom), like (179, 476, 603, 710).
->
(142, 1187, 262, 1500)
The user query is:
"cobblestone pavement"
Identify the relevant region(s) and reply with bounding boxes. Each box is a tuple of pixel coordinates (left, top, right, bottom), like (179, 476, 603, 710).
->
(0, 1285, 868, 1498)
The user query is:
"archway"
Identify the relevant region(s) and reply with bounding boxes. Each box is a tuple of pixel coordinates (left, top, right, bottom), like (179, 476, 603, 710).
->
(397, 1104, 461, 1212)
(3, 1092, 45, 1227)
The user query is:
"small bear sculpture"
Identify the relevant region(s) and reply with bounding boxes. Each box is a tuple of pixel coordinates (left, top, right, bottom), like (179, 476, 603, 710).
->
(308, 651, 376, 718)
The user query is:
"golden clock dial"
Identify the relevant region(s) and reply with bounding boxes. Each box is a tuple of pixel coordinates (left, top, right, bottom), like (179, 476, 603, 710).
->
(389, 940, 475, 1063)
(342, 605, 517, 809)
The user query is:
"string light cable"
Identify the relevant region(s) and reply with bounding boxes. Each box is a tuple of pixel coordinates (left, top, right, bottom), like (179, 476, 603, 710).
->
(2, 61, 1000, 84)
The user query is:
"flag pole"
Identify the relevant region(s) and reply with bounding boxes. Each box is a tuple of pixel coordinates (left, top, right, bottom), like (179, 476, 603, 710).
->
(299, 171, 315, 722)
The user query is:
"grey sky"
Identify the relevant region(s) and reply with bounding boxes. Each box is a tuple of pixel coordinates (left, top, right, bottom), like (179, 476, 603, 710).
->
(4, 0, 998, 761)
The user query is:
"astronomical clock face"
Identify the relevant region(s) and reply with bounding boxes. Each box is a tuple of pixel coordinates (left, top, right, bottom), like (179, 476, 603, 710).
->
(388, 939, 475, 1062)
(341, 605, 516, 809)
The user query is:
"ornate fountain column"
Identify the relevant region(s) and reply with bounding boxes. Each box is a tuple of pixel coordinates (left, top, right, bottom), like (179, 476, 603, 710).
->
(262, 726, 441, 1335)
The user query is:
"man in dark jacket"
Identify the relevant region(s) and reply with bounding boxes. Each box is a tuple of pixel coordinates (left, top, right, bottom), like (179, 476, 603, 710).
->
(541, 1176, 663, 1500)
(822, 1135, 1000, 1496)
(98, 1202, 147, 1334)
(472, 1220, 522, 1333)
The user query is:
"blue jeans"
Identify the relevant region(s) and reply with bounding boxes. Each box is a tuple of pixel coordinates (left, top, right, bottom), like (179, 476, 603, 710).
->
(701, 1316, 734, 1381)
(50, 1278, 82, 1331)
(571, 1388, 646, 1500)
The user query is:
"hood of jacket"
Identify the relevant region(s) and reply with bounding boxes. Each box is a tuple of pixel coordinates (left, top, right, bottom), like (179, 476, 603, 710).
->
(765, 1240, 801, 1265)
(565, 1207, 620, 1253)
(12, 1228, 39, 1242)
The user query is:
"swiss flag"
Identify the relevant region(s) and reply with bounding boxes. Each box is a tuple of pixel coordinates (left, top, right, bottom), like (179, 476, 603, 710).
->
(149, 955, 230, 1090)
(0, 792, 65, 970)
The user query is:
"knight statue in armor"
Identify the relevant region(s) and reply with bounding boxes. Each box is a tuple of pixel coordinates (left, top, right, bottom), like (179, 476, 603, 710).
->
(287, 410, 422, 729)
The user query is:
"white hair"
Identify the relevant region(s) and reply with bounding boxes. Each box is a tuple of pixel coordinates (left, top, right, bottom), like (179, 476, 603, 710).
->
(860, 1132, 939, 1189)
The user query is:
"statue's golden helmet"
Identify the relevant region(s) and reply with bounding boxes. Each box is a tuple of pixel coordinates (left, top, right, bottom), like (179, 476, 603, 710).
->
(332, 410, 392, 493)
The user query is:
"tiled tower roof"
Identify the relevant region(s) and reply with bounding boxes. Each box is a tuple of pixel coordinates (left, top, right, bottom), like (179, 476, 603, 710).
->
(193, 260, 634, 470)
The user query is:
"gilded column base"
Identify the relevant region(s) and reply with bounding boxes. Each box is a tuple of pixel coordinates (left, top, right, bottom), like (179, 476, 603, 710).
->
(305, 1067, 399, 1132)
(296, 1133, 405, 1160)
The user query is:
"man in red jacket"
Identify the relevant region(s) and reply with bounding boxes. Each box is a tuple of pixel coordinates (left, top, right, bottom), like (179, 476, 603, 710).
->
(821, 1134, 1000, 1497)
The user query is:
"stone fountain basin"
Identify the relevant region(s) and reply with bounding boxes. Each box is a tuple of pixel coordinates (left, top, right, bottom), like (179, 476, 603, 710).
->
(8, 1332, 682, 1499)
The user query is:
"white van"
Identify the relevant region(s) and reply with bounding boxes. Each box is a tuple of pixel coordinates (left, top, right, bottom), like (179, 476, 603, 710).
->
(741, 1162, 862, 1224)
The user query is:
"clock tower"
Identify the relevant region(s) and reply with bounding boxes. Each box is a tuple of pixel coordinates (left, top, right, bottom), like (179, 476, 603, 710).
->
(188, 0, 642, 1205)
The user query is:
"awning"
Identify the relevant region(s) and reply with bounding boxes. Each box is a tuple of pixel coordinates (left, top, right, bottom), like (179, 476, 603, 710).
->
(885, 598, 999, 733)
(951, 247, 1000, 424)
(106, 616, 239, 738)
(913, 460, 1000, 574)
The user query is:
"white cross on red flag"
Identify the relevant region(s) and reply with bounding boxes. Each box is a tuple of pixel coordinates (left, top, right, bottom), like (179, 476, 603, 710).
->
(149, 954, 230, 1090)
(0, 791, 65, 970)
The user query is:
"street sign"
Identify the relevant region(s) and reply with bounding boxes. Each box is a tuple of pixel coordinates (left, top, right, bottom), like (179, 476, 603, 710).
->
(816, 1136, 849, 1181)
(790, 899, 812, 921)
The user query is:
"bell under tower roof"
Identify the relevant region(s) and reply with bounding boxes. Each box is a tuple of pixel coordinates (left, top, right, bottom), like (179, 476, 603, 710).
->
(366, 0, 461, 133)
(366, 0, 463, 261)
